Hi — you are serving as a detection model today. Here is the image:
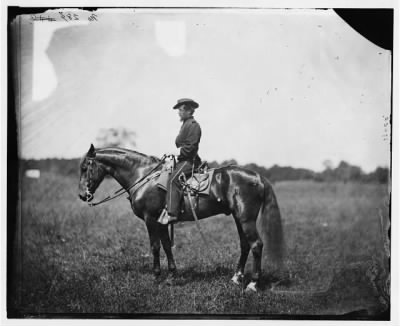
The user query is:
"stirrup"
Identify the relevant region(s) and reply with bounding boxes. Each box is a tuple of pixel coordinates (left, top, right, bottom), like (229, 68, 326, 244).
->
(168, 215, 178, 224)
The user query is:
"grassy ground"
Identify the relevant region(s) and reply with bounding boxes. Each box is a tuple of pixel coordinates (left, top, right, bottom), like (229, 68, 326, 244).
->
(9, 172, 390, 317)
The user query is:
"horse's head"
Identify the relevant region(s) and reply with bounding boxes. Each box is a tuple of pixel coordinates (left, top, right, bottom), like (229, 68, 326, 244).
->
(78, 144, 106, 202)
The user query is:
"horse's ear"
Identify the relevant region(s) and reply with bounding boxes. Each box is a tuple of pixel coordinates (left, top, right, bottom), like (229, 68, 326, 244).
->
(87, 143, 96, 158)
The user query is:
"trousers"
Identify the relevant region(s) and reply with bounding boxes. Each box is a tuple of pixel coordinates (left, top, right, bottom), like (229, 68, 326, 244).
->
(167, 160, 194, 217)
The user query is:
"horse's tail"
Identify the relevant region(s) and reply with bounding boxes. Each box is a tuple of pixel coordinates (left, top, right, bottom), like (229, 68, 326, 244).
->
(257, 177, 285, 267)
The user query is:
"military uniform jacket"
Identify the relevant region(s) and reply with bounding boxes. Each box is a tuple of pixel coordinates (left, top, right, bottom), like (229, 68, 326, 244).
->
(175, 116, 201, 164)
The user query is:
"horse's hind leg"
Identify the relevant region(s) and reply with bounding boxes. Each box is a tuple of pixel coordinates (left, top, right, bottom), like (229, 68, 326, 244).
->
(231, 217, 250, 285)
(242, 221, 263, 292)
(159, 225, 176, 274)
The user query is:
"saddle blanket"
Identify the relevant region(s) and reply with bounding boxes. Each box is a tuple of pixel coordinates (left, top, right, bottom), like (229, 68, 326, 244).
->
(156, 168, 215, 196)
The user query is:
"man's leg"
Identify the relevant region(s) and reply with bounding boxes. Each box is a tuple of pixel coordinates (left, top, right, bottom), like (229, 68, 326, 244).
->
(167, 161, 192, 220)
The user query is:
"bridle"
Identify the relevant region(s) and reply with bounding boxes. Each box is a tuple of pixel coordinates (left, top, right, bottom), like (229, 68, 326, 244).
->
(84, 157, 98, 202)
(83, 154, 169, 207)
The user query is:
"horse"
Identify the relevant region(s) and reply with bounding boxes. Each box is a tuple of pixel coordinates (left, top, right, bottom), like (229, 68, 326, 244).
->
(78, 144, 284, 292)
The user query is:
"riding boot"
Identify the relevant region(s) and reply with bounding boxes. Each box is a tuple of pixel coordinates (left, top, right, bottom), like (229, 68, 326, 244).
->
(158, 208, 178, 224)
(158, 208, 169, 224)
(167, 161, 191, 218)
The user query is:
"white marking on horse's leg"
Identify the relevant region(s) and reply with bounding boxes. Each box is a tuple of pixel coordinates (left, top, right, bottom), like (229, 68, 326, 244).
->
(245, 281, 257, 292)
(215, 172, 222, 184)
(231, 271, 243, 285)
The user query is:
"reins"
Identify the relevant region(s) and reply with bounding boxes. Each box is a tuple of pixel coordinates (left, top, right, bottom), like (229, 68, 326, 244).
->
(87, 155, 167, 207)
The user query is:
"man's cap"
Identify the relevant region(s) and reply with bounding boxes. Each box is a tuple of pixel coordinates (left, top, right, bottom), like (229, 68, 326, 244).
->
(173, 98, 199, 109)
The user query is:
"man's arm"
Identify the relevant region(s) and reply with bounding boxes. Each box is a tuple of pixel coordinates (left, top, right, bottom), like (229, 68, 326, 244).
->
(178, 123, 201, 161)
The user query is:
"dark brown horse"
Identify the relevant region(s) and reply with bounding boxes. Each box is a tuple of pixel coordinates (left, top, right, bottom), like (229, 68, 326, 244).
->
(78, 144, 284, 292)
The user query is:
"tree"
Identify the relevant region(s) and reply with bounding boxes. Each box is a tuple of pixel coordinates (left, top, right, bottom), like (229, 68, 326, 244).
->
(95, 127, 137, 149)
(336, 161, 352, 182)
(374, 167, 389, 184)
(323, 159, 333, 170)
(334, 161, 363, 183)
(221, 159, 238, 166)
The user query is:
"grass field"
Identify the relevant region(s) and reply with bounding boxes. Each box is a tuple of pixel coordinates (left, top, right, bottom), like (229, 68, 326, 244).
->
(10, 172, 390, 317)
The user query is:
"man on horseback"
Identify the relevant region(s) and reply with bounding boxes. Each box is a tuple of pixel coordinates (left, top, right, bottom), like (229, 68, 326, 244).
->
(79, 119, 284, 290)
(162, 98, 202, 224)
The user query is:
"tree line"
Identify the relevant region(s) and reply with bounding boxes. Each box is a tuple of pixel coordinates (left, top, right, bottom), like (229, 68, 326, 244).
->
(207, 159, 388, 184)
(21, 157, 389, 184)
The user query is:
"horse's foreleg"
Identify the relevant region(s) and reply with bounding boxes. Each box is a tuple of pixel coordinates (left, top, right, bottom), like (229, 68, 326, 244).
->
(231, 216, 250, 285)
(160, 225, 176, 274)
(145, 219, 161, 277)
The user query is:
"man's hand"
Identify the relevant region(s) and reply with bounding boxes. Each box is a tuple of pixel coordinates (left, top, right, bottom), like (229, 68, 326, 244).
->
(161, 153, 177, 163)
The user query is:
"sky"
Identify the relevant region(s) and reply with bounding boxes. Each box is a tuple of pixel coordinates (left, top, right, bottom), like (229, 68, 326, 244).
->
(16, 8, 391, 172)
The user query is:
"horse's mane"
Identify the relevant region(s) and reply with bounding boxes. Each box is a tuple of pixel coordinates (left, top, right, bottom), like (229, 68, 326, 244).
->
(95, 147, 160, 164)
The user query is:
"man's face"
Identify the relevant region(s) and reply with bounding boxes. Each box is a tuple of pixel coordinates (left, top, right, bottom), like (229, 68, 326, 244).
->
(178, 105, 192, 121)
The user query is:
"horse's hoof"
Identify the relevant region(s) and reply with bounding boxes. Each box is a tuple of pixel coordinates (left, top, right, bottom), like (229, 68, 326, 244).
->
(245, 281, 258, 293)
(168, 264, 177, 273)
(165, 275, 175, 286)
(231, 272, 244, 285)
(168, 269, 177, 277)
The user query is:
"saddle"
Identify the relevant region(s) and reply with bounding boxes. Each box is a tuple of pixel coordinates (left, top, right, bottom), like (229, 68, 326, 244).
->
(156, 161, 214, 196)
(181, 170, 215, 195)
